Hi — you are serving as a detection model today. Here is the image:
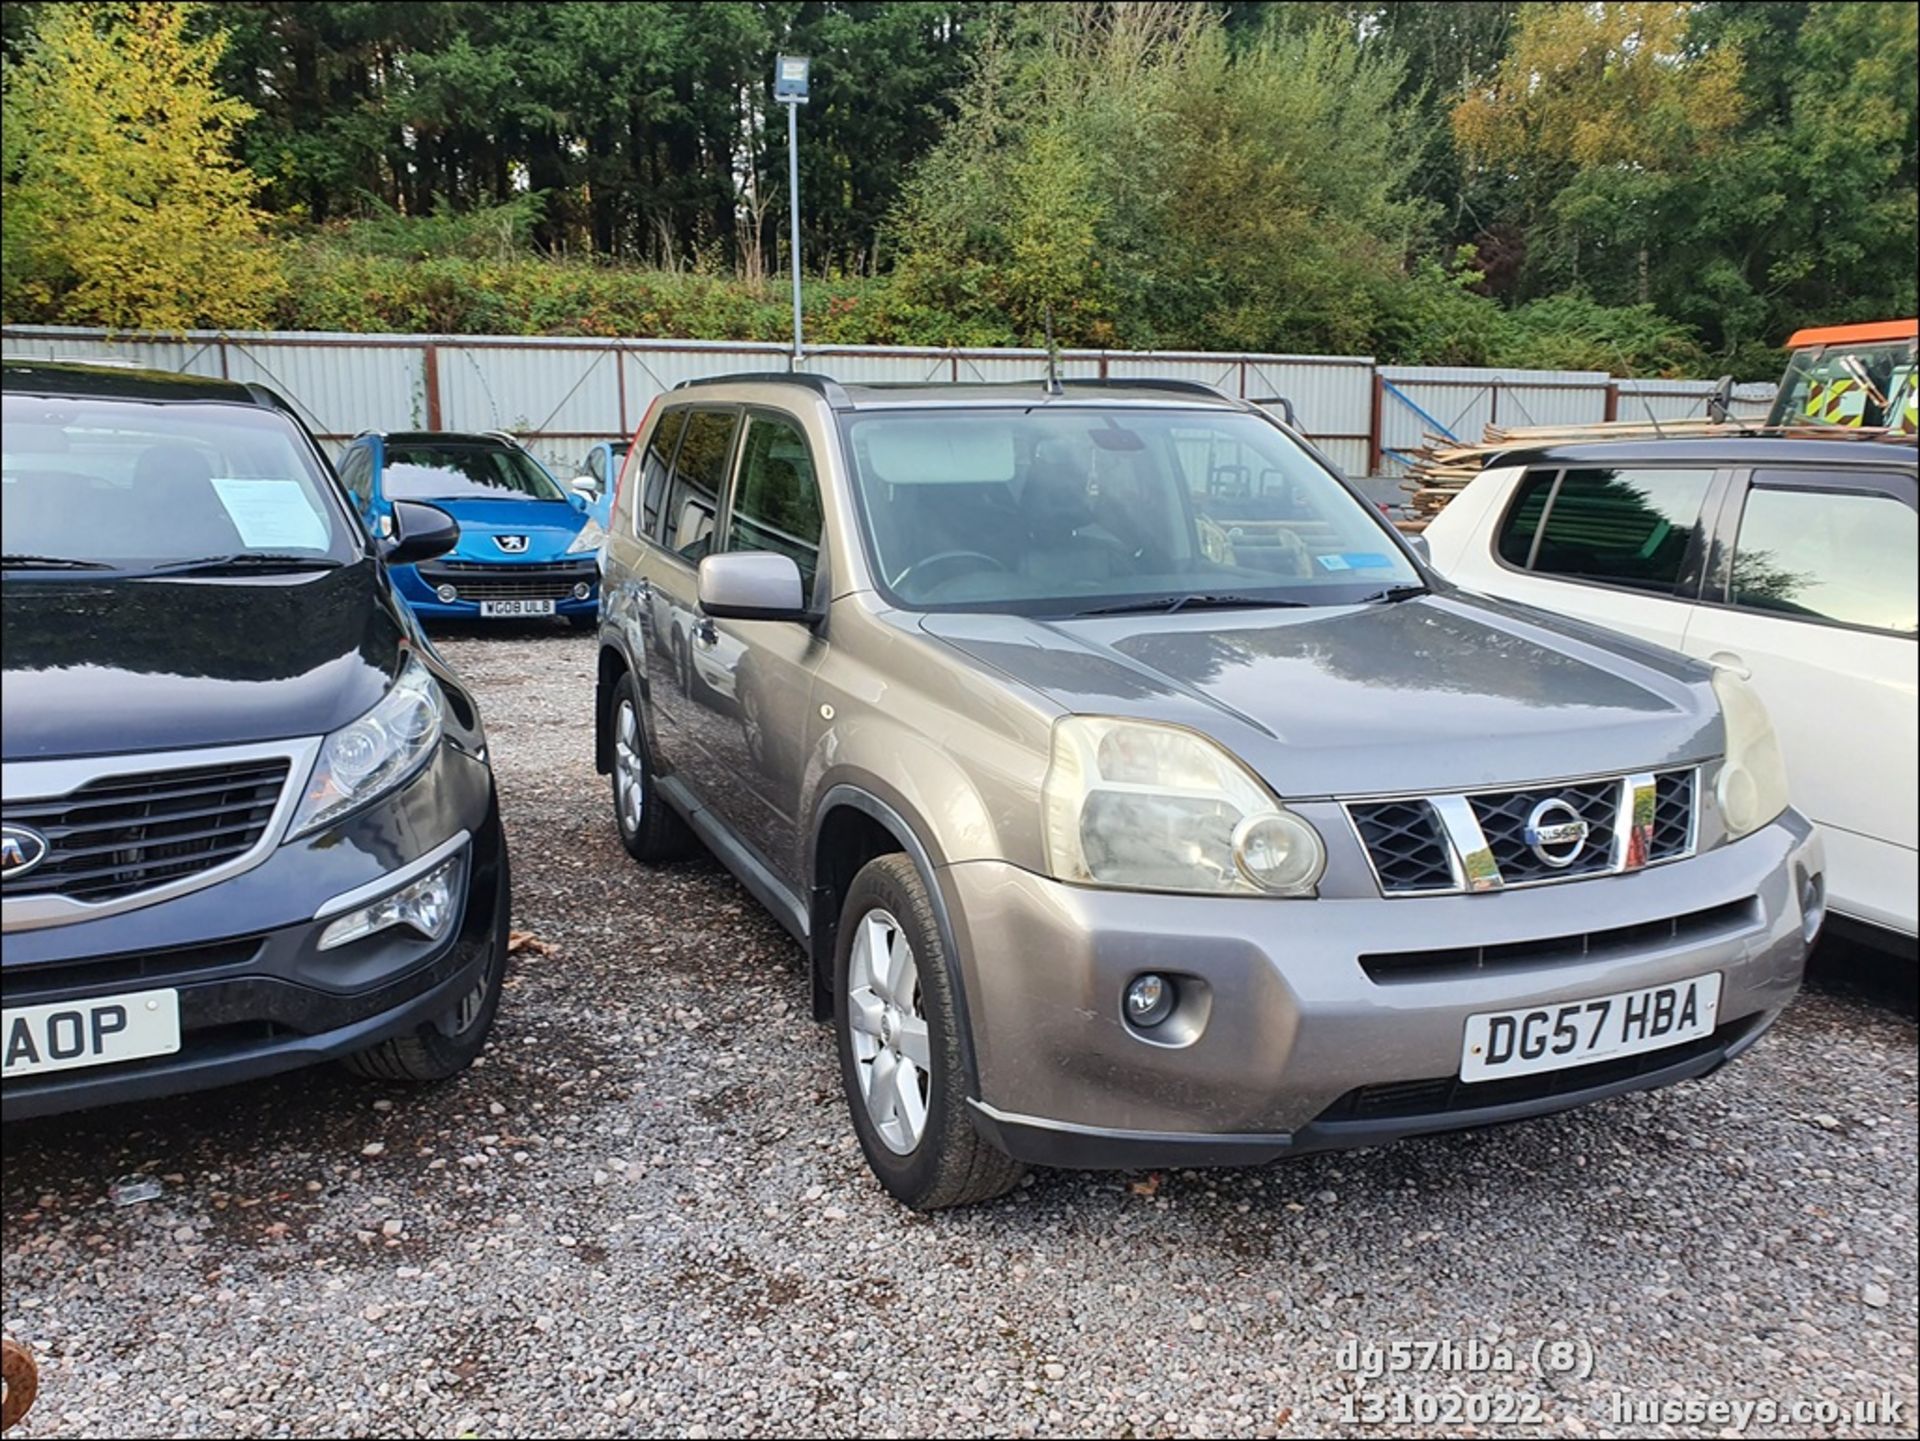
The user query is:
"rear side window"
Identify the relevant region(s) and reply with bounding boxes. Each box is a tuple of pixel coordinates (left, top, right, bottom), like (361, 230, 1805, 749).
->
(636, 409, 685, 539)
(1731, 478, 1917, 635)
(726, 413, 823, 590)
(664, 409, 735, 561)
(1496, 470, 1555, 566)
(1500, 466, 1712, 596)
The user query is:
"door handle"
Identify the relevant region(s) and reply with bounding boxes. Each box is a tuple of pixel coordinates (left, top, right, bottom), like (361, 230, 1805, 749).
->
(1707, 650, 1751, 680)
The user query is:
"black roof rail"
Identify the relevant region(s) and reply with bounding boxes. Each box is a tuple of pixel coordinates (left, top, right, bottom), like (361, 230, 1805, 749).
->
(675, 371, 854, 409)
(1054, 377, 1242, 403)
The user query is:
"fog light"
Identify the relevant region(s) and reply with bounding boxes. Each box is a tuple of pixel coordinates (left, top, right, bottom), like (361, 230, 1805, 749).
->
(572, 581, 592, 601)
(1124, 973, 1175, 1028)
(434, 583, 458, 603)
(319, 855, 462, 951)
(1800, 870, 1826, 944)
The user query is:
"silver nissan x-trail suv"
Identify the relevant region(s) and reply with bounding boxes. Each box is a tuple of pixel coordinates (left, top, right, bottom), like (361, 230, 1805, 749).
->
(594, 374, 1823, 1210)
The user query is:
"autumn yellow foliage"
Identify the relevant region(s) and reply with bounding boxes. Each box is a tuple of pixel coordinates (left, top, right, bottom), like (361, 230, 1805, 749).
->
(2, 2, 281, 331)
(1453, 1, 1746, 171)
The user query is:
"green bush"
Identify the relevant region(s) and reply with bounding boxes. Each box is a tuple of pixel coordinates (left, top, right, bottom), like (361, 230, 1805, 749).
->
(1497, 293, 1710, 378)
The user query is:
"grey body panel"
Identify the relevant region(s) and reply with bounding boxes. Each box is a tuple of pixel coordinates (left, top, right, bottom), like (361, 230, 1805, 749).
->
(920, 592, 1721, 799)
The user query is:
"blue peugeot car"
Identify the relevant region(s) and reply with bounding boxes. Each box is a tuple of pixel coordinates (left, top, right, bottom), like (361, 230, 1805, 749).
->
(337, 430, 605, 627)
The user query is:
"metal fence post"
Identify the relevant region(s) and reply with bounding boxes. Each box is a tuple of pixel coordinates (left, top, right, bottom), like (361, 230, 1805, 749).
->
(1368, 370, 1385, 475)
(423, 343, 443, 429)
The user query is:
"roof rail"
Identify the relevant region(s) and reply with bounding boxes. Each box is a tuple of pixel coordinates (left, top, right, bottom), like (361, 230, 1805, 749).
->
(2, 353, 150, 370)
(1056, 377, 1237, 403)
(675, 371, 854, 409)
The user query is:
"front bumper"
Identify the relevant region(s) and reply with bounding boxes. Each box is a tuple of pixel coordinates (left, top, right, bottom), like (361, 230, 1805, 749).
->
(2, 743, 505, 1120)
(396, 558, 598, 619)
(941, 809, 1822, 1169)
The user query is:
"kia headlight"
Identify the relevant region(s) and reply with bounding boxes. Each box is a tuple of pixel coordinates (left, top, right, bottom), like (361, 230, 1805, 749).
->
(565, 518, 608, 555)
(290, 655, 444, 838)
(1711, 669, 1789, 839)
(1042, 717, 1325, 895)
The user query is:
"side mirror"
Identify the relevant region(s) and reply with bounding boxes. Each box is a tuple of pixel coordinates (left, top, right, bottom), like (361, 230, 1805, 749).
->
(697, 551, 807, 622)
(1404, 532, 1431, 563)
(566, 481, 594, 512)
(382, 500, 460, 566)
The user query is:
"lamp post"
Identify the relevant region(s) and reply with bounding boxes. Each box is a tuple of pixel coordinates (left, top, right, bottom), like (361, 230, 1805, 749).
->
(774, 54, 810, 365)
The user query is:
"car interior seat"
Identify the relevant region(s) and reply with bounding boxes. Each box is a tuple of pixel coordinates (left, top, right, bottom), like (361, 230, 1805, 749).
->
(1019, 450, 1125, 585)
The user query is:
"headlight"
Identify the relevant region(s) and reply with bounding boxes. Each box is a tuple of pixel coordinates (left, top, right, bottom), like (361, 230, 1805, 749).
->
(1712, 669, 1789, 839)
(289, 655, 444, 838)
(1042, 716, 1325, 895)
(565, 518, 608, 554)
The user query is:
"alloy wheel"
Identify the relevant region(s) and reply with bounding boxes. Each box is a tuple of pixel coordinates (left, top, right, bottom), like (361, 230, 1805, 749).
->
(614, 698, 646, 835)
(845, 908, 932, 1154)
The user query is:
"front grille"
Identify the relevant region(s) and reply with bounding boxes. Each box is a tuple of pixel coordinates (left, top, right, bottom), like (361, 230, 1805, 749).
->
(1651, 769, 1694, 860)
(1346, 766, 1698, 896)
(1348, 800, 1452, 893)
(1470, 778, 1617, 883)
(1316, 1016, 1757, 1123)
(416, 560, 593, 603)
(1359, 898, 1758, 982)
(4, 760, 289, 902)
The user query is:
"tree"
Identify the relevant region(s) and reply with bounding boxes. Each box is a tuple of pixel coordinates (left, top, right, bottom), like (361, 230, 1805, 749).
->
(888, 3, 1428, 352)
(1454, 2, 1748, 307)
(3, 2, 280, 329)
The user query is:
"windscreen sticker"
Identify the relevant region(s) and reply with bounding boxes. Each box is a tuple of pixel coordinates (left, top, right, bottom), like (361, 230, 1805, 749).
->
(1317, 552, 1397, 572)
(209, 479, 329, 550)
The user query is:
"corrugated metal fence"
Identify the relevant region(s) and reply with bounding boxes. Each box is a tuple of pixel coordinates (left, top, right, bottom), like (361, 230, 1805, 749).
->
(0, 325, 1770, 480)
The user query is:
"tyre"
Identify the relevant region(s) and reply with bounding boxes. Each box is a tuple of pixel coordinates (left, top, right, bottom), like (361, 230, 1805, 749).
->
(834, 854, 1026, 1210)
(608, 670, 694, 861)
(343, 842, 509, 1083)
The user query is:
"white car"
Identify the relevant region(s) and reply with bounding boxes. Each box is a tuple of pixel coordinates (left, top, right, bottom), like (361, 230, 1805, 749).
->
(1421, 436, 1918, 954)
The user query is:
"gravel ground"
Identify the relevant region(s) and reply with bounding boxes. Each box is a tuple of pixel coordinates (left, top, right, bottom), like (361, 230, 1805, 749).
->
(4, 625, 1915, 1440)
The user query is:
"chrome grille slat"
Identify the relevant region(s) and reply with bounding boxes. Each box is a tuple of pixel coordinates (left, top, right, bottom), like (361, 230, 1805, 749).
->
(7, 764, 288, 819)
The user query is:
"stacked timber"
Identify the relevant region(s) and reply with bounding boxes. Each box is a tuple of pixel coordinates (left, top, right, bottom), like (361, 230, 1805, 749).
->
(1396, 418, 1890, 524)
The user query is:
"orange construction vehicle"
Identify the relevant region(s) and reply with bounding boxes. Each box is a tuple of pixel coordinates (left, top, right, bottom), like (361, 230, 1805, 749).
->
(1766, 318, 1918, 432)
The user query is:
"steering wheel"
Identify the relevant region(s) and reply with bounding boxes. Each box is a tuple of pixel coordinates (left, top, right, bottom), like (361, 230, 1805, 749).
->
(892, 549, 1009, 593)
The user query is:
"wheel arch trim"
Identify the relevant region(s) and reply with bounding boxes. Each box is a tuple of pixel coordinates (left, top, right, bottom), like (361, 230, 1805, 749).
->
(810, 783, 984, 1104)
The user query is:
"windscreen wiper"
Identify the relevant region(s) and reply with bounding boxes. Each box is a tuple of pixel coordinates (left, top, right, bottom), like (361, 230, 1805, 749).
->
(1074, 593, 1312, 618)
(0, 553, 116, 570)
(147, 552, 343, 575)
(1357, 584, 1428, 604)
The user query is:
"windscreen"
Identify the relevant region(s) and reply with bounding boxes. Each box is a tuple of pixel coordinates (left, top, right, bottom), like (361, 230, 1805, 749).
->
(382, 442, 565, 502)
(1769, 341, 1919, 430)
(2, 394, 351, 569)
(841, 407, 1418, 613)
